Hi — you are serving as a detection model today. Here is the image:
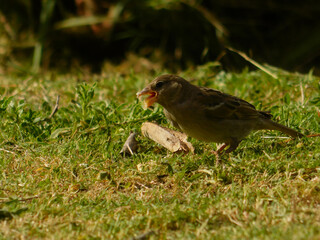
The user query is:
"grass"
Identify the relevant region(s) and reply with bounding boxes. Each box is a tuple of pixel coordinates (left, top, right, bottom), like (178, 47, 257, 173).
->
(0, 64, 320, 239)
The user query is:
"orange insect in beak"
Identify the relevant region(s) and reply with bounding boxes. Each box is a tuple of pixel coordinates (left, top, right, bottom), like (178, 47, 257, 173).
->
(136, 88, 158, 108)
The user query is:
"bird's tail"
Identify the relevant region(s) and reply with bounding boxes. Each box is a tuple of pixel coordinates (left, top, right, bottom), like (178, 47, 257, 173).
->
(261, 119, 304, 138)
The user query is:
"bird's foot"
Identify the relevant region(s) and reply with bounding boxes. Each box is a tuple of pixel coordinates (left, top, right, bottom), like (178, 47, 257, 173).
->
(210, 144, 228, 165)
(224, 139, 240, 153)
(217, 144, 228, 154)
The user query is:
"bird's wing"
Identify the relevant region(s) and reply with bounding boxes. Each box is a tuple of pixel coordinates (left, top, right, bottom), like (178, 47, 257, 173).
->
(197, 87, 266, 120)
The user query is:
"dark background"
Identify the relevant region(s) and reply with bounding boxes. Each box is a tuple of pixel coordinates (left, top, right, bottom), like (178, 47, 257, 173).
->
(1, 0, 320, 74)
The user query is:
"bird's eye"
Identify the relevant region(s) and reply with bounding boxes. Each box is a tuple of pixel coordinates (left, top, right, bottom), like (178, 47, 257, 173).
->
(155, 81, 164, 89)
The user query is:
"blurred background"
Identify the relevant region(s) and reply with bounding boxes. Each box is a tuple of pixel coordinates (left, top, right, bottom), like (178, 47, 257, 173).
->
(1, 0, 320, 74)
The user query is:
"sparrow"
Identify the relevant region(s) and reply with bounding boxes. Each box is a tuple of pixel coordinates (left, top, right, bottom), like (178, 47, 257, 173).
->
(137, 74, 303, 153)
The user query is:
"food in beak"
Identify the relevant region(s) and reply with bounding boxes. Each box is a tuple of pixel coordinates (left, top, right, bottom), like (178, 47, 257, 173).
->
(136, 88, 158, 108)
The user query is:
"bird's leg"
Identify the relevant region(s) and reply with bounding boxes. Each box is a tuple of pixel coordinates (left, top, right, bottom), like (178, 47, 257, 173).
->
(217, 143, 228, 154)
(210, 143, 228, 157)
(211, 139, 239, 164)
(225, 139, 240, 153)
(210, 144, 228, 165)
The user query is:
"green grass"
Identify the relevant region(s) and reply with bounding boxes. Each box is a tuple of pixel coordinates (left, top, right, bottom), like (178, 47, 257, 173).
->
(0, 64, 320, 239)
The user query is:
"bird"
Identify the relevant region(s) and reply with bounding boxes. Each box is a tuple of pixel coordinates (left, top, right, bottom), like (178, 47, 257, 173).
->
(137, 74, 303, 153)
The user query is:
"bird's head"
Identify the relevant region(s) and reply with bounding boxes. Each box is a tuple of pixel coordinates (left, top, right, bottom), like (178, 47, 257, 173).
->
(137, 74, 188, 108)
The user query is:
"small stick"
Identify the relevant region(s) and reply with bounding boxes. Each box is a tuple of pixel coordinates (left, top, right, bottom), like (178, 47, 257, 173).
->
(300, 82, 305, 105)
(227, 47, 278, 79)
(0, 195, 40, 203)
(0, 148, 16, 155)
(130, 230, 156, 240)
(306, 133, 320, 138)
(49, 95, 60, 119)
(282, 133, 319, 143)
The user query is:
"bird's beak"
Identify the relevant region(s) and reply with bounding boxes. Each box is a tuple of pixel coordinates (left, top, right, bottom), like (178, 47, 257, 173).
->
(136, 87, 158, 108)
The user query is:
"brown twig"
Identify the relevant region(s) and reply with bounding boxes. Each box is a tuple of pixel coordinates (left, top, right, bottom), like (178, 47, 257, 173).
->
(0, 195, 40, 203)
(282, 133, 319, 143)
(306, 133, 320, 138)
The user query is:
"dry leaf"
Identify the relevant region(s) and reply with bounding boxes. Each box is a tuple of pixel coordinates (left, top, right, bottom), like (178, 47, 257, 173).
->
(120, 132, 139, 156)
